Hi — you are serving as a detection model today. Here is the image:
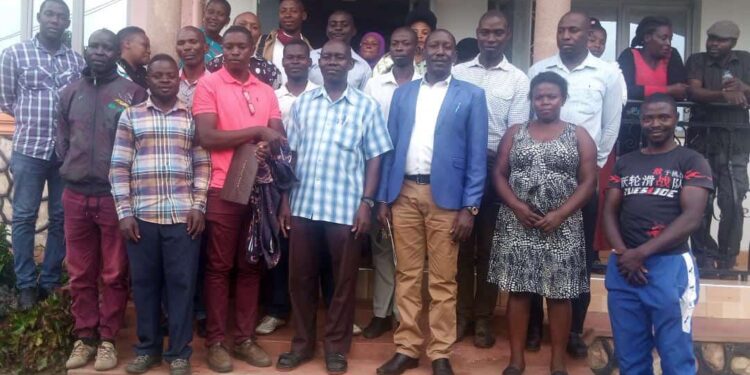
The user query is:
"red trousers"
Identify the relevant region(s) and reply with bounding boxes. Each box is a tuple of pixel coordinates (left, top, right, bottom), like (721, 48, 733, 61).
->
(204, 189, 262, 346)
(63, 189, 129, 341)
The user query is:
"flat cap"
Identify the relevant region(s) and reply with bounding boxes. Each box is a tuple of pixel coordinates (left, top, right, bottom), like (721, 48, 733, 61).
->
(707, 20, 740, 39)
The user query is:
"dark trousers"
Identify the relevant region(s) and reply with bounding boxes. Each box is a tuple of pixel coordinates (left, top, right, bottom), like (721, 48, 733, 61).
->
(204, 189, 262, 346)
(261, 237, 291, 319)
(288, 217, 362, 355)
(691, 148, 749, 265)
(127, 219, 200, 361)
(530, 191, 597, 336)
(457, 168, 500, 322)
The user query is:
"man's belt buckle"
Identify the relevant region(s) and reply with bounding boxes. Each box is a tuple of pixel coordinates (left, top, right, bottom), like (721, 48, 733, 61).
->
(411, 174, 430, 185)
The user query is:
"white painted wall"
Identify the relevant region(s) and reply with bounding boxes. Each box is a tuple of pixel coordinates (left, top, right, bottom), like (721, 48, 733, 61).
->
(227, 0, 257, 17)
(700, 0, 750, 52)
(430, 0, 485, 41)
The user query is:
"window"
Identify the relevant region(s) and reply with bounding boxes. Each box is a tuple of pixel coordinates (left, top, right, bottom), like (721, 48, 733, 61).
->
(84, 0, 128, 46)
(0, 2, 24, 51)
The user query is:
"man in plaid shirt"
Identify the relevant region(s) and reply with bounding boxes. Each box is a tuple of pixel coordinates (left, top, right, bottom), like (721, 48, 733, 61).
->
(109, 54, 210, 375)
(0, 0, 85, 310)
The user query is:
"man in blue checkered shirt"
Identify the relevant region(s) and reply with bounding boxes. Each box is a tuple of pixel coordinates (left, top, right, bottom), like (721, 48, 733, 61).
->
(276, 40, 392, 374)
(0, 0, 85, 310)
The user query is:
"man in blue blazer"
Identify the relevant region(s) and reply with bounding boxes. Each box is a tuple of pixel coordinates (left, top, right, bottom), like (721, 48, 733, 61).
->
(375, 29, 488, 375)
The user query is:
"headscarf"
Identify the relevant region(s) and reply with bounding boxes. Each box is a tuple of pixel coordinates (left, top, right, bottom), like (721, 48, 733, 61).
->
(362, 32, 386, 57)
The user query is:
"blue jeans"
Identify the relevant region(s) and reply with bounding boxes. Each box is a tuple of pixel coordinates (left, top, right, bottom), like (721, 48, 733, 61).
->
(10, 151, 66, 290)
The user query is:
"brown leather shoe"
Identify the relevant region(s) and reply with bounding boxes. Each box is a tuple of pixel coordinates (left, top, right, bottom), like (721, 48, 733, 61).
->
(207, 343, 233, 373)
(473, 319, 496, 348)
(233, 340, 272, 367)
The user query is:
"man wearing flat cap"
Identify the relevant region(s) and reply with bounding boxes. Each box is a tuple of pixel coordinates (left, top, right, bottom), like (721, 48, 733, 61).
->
(686, 20, 750, 270)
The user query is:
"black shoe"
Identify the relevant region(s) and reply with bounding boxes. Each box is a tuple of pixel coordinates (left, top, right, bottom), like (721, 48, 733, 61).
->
(431, 358, 454, 375)
(363, 316, 392, 339)
(17, 287, 37, 310)
(456, 318, 473, 342)
(473, 319, 495, 348)
(718, 257, 737, 270)
(566, 332, 588, 359)
(525, 331, 541, 352)
(276, 351, 312, 371)
(325, 352, 347, 375)
(377, 353, 419, 375)
(37, 287, 54, 301)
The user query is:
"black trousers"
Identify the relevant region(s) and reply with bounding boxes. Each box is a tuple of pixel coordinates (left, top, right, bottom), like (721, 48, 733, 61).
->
(529, 191, 596, 336)
(127, 219, 200, 361)
(261, 238, 291, 319)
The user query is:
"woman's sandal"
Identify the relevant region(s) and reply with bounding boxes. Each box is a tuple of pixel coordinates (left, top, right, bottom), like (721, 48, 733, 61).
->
(502, 365, 525, 375)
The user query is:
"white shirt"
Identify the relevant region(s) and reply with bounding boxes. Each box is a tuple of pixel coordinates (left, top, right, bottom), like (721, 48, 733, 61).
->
(272, 41, 286, 85)
(309, 48, 372, 90)
(405, 76, 451, 175)
(364, 69, 422, 119)
(453, 55, 530, 151)
(528, 52, 624, 167)
(275, 80, 318, 129)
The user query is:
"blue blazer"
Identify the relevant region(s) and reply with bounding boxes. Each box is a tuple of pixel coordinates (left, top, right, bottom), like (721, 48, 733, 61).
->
(376, 78, 488, 210)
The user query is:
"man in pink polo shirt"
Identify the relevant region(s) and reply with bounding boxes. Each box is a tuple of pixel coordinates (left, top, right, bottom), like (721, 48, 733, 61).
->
(192, 25, 285, 373)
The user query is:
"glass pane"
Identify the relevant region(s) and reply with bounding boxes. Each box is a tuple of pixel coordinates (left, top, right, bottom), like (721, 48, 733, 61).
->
(0, 1, 22, 51)
(33, 0, 75, 48)
(84, 0, 128, 46)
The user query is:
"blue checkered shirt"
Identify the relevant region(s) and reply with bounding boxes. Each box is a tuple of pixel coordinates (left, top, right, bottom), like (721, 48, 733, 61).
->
(287, 86, 392, 226)
(0, 36, 85, 160)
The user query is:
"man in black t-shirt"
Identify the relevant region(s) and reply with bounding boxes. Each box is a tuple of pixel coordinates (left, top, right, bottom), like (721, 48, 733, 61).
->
(603, 94, 713, 374)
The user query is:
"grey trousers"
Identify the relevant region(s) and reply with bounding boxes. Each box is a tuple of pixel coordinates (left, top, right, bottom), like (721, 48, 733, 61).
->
(370, 216, 399, 320)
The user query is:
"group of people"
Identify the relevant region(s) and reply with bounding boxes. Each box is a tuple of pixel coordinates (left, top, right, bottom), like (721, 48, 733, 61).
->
(0, 0, 746, 374)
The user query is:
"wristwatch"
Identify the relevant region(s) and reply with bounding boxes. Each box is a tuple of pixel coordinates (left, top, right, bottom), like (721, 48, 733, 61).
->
(361, 197, 375, 208)
(465, 206, 479, 216)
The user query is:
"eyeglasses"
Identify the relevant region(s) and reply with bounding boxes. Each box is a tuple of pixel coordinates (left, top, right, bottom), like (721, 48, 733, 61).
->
(241, 89, 256, 116)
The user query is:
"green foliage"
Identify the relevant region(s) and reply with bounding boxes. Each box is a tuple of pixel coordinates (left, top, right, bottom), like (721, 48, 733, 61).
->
(0, 291, 74, 375)
(0, 224, 13, 287)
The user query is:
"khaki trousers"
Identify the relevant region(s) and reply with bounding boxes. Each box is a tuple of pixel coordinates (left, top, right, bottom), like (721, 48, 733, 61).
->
(392, 180, 458, 360)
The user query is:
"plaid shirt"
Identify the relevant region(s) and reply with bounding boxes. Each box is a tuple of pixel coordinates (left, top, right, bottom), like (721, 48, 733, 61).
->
(0, 36, 85, 160)
(110, 98, 211, 225)
(287, 86, 392, 226)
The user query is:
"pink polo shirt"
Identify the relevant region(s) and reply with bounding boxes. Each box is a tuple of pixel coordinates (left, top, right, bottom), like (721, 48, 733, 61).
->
(193, 67, 282, 188)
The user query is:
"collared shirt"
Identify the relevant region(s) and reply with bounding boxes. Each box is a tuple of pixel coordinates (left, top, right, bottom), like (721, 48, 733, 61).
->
(203, 30, 223, 63)
(275, 80, 318, 129)
(0, 35, 85, 160)
(178, 68, 211, 109)
(309, 48, 372, 90)
(287, 86, 392, 225)
(205, 54, 282, 89)
(528, 52, 624, 167)
(193, 67, 281, 189)
(364, 69, 422, 119)
(110, 98, 211, 225)
(453, 55, 530, 151)
(405, 76, 452, 175)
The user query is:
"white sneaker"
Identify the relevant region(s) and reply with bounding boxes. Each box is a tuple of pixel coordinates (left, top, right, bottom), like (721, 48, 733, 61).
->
(353, 323, 362, 336)
(66, 340, 96, 369)
(94, 341, 118, 371)
(255, 315, 286, 335)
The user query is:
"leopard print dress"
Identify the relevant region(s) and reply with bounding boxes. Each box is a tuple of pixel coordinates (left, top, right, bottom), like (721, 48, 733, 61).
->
(488, 122, 589, 299)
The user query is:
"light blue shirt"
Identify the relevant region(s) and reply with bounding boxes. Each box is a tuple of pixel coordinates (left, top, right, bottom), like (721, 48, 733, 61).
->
(287, 86, 393, 225)
(308, 48, 372, 91)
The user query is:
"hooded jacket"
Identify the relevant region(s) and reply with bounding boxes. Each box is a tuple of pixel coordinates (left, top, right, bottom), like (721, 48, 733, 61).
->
(57, 67, 148, 195)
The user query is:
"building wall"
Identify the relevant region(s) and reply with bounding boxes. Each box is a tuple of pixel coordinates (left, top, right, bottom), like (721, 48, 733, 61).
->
(699, 0, 750, 52)
(430, 0, 487, 41)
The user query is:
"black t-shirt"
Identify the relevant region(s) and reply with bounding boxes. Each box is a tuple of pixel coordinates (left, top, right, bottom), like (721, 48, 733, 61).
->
(608, 146, 713, 254)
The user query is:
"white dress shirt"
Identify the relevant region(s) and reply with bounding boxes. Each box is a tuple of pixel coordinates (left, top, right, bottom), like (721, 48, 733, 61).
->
(453, 55, 530, 151)
(272, 41, 286, 84)
(405, 76, 451, 175)
(528, 52, 624, 167)
(364, 69, 422, 119)
(275, 80, 318, 129)
(309, 47, 372, 90)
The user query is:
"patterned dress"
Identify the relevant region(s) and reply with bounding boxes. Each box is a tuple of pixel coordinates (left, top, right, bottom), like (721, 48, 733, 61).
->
(488, 122, 589, 299)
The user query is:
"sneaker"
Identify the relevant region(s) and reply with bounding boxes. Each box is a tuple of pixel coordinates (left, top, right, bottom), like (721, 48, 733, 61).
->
(207, 343, 233, 373)
(17, 287, 37, 311)
(126, 354, 162, 374)
(94, 341, 118, 371)
(65, 340, 96, 369)
(255, 315, 286, 335)
(169, 358, 191, 375)
(352, 323, 362, 336)
(233, 340, 271, 367)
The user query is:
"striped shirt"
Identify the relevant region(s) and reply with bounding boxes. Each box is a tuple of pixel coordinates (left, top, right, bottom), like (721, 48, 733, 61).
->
(110, 98, 211, 225)
(453, 55, 530, 151)
(287, 86, 393, 225)
(0, 36, 85, 160)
